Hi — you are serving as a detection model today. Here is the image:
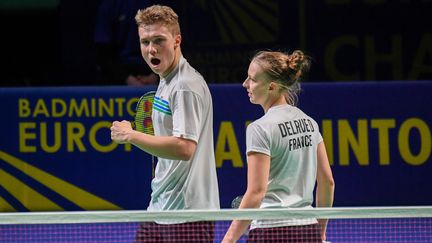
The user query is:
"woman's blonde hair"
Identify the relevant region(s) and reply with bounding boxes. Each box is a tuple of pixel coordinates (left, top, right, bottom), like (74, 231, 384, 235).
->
(252, 50, 311, 105)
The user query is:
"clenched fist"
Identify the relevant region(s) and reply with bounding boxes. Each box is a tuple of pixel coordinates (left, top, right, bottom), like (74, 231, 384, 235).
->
(111, 120, 133, 144)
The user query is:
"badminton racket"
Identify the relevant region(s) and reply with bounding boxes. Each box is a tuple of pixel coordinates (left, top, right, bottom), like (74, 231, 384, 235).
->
(132, 91, 156, 178)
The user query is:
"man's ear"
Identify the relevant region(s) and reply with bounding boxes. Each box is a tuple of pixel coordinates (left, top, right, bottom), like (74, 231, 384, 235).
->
(174, 34, 182, 49)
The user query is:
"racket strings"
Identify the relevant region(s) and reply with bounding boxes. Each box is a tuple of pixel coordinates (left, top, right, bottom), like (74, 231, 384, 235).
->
(133, 91, 157, 178)
(134, 92, 156, 135)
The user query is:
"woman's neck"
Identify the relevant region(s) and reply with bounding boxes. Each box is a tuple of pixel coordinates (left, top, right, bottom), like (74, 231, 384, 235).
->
(262, 94, 287, 113)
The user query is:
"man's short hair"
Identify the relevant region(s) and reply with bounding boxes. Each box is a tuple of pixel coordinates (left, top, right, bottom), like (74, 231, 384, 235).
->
(135, 5, 181, 35)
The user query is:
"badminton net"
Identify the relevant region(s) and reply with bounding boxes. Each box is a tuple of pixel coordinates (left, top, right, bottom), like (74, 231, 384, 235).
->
(1, 206, 432, 242)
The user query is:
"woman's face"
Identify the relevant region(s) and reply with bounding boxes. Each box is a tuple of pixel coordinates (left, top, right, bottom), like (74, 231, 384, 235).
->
(243, 61, 271, 105)
(138, 23, 181, 78)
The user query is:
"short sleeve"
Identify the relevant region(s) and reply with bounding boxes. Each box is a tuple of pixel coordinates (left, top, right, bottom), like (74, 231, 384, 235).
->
(246, 122, 271, 157)
(171, 90, 202, 142)
(311, 118, 323, 145)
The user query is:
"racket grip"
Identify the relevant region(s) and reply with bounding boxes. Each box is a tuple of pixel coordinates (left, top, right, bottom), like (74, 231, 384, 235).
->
(231, 195, 243, 209)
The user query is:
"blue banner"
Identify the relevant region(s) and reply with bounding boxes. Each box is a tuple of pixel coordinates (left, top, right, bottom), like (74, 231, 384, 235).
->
(0, 82, 431, 212)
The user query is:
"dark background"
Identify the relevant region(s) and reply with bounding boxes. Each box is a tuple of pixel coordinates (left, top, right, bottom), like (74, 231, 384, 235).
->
(1, 0, 431, 87)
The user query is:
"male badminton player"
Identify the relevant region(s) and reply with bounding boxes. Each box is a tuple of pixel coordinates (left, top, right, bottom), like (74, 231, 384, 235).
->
(110, 5, 219, 242)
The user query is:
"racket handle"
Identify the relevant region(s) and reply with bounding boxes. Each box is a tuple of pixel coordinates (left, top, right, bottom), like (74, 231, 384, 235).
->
(231, 195, 243, 209)
(151, 156, 155, 178)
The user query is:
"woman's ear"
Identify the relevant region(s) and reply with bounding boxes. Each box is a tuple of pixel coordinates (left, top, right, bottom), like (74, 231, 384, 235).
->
(269, 81, 277, 91)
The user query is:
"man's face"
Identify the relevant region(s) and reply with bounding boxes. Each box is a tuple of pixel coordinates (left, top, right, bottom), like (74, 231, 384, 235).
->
(138, 23, 180, 78)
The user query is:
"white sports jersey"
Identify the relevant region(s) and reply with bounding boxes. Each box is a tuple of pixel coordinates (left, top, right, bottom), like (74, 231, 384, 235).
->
(148, 56, 220, 214)
(247, 104, 323, 229)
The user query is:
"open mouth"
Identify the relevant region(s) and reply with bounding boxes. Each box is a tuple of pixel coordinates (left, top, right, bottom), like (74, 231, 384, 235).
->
(150, 58, 161, 66)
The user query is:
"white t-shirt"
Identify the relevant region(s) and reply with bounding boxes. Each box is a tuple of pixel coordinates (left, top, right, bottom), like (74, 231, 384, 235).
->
(247, 104, 322, 229)
(148, 56, 220, 214)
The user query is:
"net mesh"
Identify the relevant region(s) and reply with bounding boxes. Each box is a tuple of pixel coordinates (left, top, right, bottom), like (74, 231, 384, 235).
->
(1, 207, 431, 242)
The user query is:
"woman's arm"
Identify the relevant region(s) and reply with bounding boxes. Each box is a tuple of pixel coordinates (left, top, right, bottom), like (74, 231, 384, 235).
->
(222, 152, 270, 243)
(315, 142, 335, 241)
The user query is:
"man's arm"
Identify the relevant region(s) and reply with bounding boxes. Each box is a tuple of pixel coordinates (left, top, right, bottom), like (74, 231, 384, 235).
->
(111, 120, 196, 160)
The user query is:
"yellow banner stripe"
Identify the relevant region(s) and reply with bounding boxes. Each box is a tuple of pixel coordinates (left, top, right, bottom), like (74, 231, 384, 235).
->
(215, 0, 248, 43)
(226, 0, 274, 42)
(0, 169, 63, 211)
(0, 196, 17, 212)
(0, 151, 121, 210)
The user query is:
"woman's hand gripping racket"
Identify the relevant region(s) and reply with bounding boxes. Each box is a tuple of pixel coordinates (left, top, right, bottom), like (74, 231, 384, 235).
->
(132, 91, 156, 178)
